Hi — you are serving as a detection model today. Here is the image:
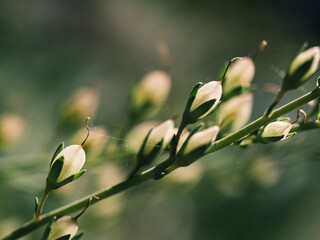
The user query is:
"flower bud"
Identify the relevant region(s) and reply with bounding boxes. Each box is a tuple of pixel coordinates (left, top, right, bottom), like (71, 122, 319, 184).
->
(61, 87, 99, 127)
(176, 126, 219, 166)
(260, 121, 292, 143)
(138, 120, 174, 165)
(223, 57, 255, 96)
(218, 93, 254, 132)
(282, 46, 320, 90)
(47, 216, 78, 240)
(125, 121, 159, 153)
(0, 113, 25, 147)
(50, 145, 86, 183)
(183, 81, 222, 124)
(132, 70, 171, 118)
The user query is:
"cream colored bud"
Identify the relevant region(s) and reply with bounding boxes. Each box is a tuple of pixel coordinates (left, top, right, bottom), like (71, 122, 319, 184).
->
(51, 145, 86, 182)
(177, 129, 190, 152)
(223, 57, 255, 95)
(0, 113, 25, 146)
(62, 87, 99, 123)
(189, 81, 222, 120)
(132, 70, 171, 111)
(72, 126, 107, 156)
(218, 92, 254, 131)
(47, 216, 78, 240)
(261, 121, 292, 139)
(288, 46, 320, 83)
(142, 120, 174, 156)
(283, 46, 320, 90)
(181, 126, 220, 155)
(125, 121, 159, 153)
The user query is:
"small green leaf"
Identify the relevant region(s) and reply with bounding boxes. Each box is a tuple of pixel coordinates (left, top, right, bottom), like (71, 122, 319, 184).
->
(50, 143, 64, 168)
(71, 231, 84, 240)
(279, 118, 291, 122)
(46, 156, 64, 187)
(34, 197, 39, 217)
(317, 103, 320, 121)
(184, 82, 203, 112)
(56, 170, 87, 188)
(283, 132, 297, 140)
(260, 135, 284, 144)
(56, 235, 71, 240)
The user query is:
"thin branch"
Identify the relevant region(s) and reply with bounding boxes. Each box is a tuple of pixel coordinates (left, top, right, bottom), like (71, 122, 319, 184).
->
(1, 87, 320, 240)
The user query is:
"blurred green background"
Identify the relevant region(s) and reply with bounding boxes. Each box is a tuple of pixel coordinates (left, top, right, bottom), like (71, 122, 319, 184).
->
(0, 0, 320, 239)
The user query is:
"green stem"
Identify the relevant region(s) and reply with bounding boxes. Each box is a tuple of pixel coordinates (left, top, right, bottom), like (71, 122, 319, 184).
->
(34, 187, 50, 221)
(1, 88, 320, 240)
(207, 88, 320, 154)
(264, 88, 286, 116)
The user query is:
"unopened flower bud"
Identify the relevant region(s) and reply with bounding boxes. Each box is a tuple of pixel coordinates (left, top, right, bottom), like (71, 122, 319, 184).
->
(183, 81, 222, 124)
(50, 145, 86, 183)
(138, 120, 174, 165)
(218, 93, 254, 132)
(177, 126, 219, 166)
(132, 70, 171, 118)
(0, 113, 25, 146)
(47, 216, 78, 240)
(260, 121, 292, 143)
(61, 87, 99, 127)
(223, 57, 255, 96)
(125, 121, 159, 153)
(282, 46, 320, 91)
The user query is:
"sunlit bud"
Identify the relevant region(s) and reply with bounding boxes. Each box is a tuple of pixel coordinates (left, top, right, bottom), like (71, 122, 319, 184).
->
(138, 120, 174, 165)
(132, 70, 171, 117)
(176, 126, 219, 166)
(61, 87, 99, 126)
(176, 129, 190, 151)
(218, 93, 254, 132)
(72, 126, 107, 157)
(51, 145, 86, 183)
(261, 121, 292, 141)
(223, 57, 255, 95)
(0, 113, 25, 146)
(283, 46, 320, 90)
(47, 216, 78, 240)
(142, 120, 174, 155)
(125, 121, 159, 153)
(183, 81, 222, 124)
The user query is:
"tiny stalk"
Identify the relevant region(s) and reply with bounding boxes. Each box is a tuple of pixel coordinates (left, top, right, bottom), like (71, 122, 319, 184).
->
(81, 117, 91, 147)
(291, 109, 307, 124)
(219, 57, 243, 84)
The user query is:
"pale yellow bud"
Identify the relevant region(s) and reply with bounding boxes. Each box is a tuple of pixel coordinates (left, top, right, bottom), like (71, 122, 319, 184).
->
(261, 121, 292, 139)
(62, 87, 99, 124)
(125, 121, 159, 153)
(223, 57, 255, 95)
(132, 70, 171, 111)
(47, 216, 78, 240)
(219, 92, 254, 131)
(51, 145, 86, 182)
(142, 120, 174, 156)
(0, 113, 25, 146)
(189, 81, 222, 120)
(181, 126, 220, 155)
(288, 46, 320, 83)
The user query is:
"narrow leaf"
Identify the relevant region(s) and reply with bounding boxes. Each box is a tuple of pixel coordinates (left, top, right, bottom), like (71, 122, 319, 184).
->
(46, 156, 64, 187)
(50, 142, 64, 168)
(56, 235, 71, 240)
(71, 231, 84, 240)
(56, 170, 87, 188)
